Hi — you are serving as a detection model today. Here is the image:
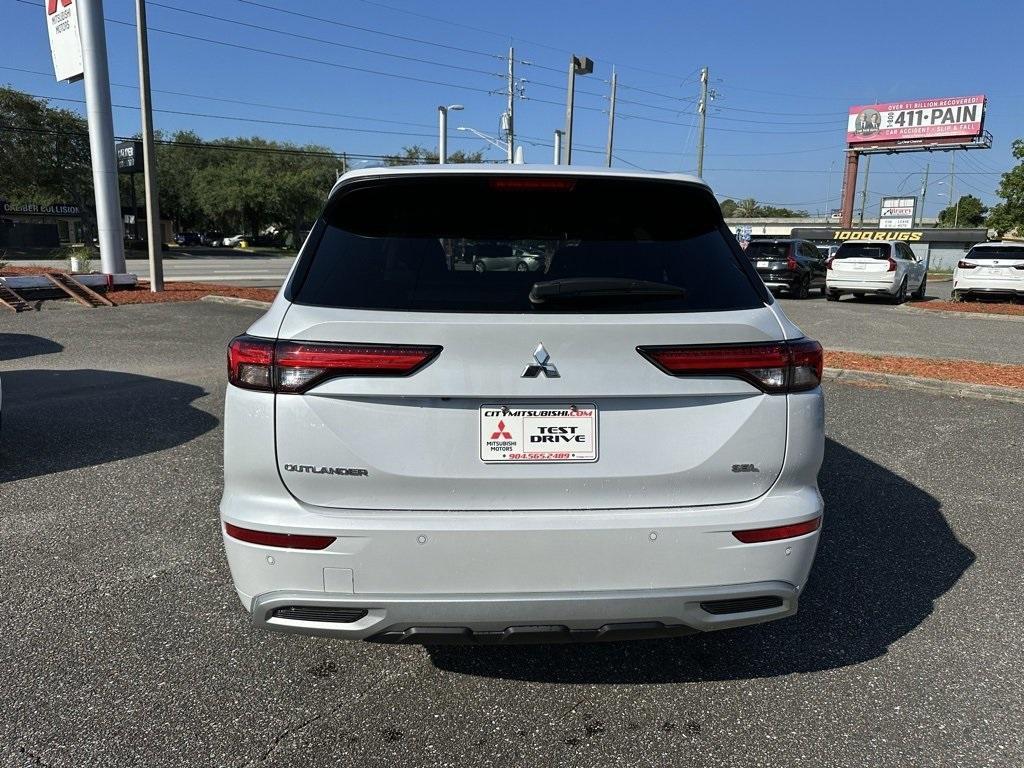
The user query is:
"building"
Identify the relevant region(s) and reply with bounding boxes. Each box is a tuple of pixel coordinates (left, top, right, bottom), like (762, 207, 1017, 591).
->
(726, 216, 989, 270)
(0, 199, 85, 246)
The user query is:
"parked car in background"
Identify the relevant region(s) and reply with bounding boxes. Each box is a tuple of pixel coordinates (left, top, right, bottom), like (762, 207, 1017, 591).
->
(826, 240, 927, 303)
(173, 232, 201, 246)
(220, 165, 825, 644)
(202, 231, 225, 247)
(746, 239, 827, 299)
(952, 242, 1024, 302)
(816, 244, 840, 260)
(471, 243, 544, 272)
(221, 234, 250, 248)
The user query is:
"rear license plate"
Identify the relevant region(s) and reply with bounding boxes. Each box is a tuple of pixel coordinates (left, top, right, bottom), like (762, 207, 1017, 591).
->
(757, 260, 769, 268)
(480, 404, 598, 463)
(980, 268, 1003, 276)
(851, 263, 867, 270)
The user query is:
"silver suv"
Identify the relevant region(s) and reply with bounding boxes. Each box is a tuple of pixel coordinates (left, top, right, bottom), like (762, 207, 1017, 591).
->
(220, 166, 825, 644)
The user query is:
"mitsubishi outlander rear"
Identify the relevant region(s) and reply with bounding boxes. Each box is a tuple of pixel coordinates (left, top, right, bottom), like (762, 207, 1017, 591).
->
(219, 166, 825, 644)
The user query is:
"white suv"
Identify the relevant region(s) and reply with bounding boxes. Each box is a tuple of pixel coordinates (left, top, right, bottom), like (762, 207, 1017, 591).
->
(826, 240, 928, 302)
(220, 166, 825, 645)
(952, 242, 1024, 301)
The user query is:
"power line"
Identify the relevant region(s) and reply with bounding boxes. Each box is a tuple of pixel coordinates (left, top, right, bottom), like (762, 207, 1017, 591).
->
(9, 0, 499, 96)
(147, 0, 504, 81)
(1, 65, 436, 129)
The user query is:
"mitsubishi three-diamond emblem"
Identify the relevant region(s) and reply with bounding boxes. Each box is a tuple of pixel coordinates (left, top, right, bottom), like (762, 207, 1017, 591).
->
(522, 342, 559, 378)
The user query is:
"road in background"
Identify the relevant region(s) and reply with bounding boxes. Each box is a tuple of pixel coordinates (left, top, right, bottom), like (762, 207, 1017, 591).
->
(1, 302, 1020, 767)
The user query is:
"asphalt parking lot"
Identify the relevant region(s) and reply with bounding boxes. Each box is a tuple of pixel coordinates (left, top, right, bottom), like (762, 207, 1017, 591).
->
(1, 302, 1022, 767)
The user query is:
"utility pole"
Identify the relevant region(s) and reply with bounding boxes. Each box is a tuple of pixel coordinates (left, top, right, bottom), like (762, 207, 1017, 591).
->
(135, 0, 163, 291)
(78, 0, 126, 275)
(553, 130, 563, 165)
(696, 66, 709, 177)
(858, 153, 872, 225)
(916, 162, 929, 226)
(505, 46, 514, 165)
(605, 66, 617, 167)
(948, 153, 956, 216)
(562, 54, 593, 165)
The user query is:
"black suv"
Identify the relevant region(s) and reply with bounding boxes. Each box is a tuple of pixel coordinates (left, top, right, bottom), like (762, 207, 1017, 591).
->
(746, 239, 827, 299)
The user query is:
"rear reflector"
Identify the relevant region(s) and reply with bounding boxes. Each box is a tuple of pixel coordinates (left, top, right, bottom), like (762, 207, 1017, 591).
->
(227, 335, 441, 393)
(224, 522, 336, 550)
(637, 338, 823, 393)
(732, 517, 821, 543)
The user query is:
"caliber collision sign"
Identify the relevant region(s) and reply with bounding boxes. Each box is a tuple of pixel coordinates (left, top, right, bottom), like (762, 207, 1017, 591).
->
(45, 0, 84, 82)
(847, 95, 985, 146)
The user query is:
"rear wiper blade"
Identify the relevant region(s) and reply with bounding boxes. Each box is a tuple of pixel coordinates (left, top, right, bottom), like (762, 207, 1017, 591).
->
(529, 277, 685, 304)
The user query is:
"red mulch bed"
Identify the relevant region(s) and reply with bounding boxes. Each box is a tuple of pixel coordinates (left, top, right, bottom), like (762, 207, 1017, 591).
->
(0, 265, 68, 276)
(909, 299, 1024, 316)
(827, 350, 1024, 390)
(107, 282, 277, 305)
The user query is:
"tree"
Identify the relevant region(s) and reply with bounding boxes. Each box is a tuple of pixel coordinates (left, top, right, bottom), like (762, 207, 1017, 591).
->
(718, 197, 806, 218)
(937, 194, 987, 228)
(383, 144, 485, 166)
(0, 86, 94, 234)
(986, 138, 1024, 237)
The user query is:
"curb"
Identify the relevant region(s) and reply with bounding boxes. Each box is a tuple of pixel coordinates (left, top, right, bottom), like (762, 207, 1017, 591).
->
(824, 367, 1024, 405)
(200, 295, 272, 310)
(901, 304, 1024, 323)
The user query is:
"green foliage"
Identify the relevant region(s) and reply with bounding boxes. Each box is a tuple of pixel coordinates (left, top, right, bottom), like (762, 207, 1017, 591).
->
(718, 197, 806, 218)
(936, 194, 987, 228)
(986, 139, 1024, 236)
(383, 145, 486, 166)
(0, 87, 94, 232)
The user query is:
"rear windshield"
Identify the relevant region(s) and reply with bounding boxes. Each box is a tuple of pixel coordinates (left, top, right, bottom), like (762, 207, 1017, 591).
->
(745, 242, 790, 259)
(966, 247, 1024, 261)
(289, 175, 765, 313)
(834, 243, 890, 259)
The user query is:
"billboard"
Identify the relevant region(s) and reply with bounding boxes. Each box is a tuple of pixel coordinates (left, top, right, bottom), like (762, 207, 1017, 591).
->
(879, 197, 917, 230)
(847, 95, 985, 146)
(45, 0, 84, 82)
(116, 140, 143, 173)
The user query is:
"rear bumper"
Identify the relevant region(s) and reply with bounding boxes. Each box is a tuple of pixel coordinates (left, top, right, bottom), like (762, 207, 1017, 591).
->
(249, 581, 799, 643)
(953, 276, 1024, 296)
(826, 275, 898, 294)
(756, 269, 799, 289)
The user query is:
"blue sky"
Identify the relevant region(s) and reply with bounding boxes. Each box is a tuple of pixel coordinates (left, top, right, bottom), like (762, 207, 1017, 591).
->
(2, 0, 1020, 217)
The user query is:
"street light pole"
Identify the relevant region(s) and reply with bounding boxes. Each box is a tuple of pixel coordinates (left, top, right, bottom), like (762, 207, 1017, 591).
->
(135, 0, 163, 291)
(562, 54, 593, 165)
(553, 130, 563, 165)
(437, 104, 463, 164)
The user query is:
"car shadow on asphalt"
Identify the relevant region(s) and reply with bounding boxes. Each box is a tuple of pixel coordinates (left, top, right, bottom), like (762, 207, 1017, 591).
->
(0, 369, 218, 483)
(425, 438, 975, 682)
(0, 333, 64, 361)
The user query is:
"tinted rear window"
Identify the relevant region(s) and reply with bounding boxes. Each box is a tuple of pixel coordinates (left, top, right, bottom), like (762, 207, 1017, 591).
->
(966, 247, 1024, 261)
(745, 242, 790, 259)
(834, 243, 890, 259)
(290, 175, 765, 313)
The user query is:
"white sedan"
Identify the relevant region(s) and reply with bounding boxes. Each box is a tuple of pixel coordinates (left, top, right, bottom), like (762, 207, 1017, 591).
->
(952, 242, 1024, 301)
(826, 240, 928, 303)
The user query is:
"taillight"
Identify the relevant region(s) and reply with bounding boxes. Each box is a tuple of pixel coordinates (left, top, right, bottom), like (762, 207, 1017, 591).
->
(886, 257, 897, 272)
(637, 338, 823, 393)
(826, 257, 834, 270)
(733, 517, 821, 543)
(957, 260, 977, 269)
(786, 254, 798, 271)
(224, 522, 335, 550)
(227, 335, 441, 393)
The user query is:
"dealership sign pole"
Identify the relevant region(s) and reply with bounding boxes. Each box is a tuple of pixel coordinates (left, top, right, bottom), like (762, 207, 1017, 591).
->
(46, 0, 127, 275)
